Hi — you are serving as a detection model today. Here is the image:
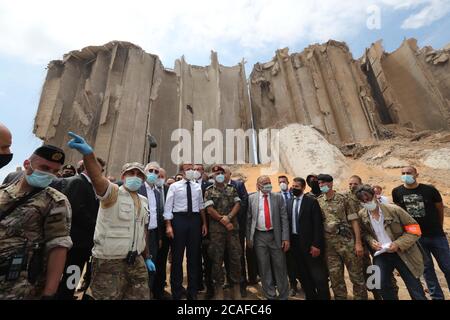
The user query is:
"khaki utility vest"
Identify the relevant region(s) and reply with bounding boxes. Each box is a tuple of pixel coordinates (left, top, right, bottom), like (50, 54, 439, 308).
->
(92, 186, 148, 259)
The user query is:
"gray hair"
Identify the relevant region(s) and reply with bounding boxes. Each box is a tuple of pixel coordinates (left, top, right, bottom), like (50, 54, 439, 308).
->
(145, 161, 160, 171)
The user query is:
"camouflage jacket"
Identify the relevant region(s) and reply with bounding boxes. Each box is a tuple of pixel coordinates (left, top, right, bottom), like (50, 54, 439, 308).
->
(0, 180, 72, 298)
(317, 191, 358, 238)
(345, 191, 363, 218)
(204, 184, 241, 233)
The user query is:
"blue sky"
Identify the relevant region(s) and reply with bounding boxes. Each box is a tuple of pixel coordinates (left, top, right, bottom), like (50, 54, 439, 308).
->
(0, 0, 449, 181)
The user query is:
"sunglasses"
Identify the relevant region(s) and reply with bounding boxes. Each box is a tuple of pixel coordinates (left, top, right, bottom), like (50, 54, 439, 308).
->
(148, 169, 160, 174)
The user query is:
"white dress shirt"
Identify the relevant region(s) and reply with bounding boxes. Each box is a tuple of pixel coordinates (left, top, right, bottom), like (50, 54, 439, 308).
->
(145, 182, 158, 230)
(292, 194, 304, 235)
(369, 208, 392, 246)
(257, 192, 273, 231)
(164, 179, 204, 220)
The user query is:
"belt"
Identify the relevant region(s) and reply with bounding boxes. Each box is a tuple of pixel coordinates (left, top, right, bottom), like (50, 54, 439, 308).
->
(173, 212, 199, 216)
(255, 229, 274, 233)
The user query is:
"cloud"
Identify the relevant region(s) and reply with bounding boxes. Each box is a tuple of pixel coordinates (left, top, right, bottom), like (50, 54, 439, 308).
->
(401, 0, 450, 28)
(382, 0, 450, 28)
(0, 0, 448, 66)
(0, 0, 374, 65)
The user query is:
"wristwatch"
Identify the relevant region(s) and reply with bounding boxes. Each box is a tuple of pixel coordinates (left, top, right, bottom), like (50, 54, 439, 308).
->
(227, 214, 233, 221)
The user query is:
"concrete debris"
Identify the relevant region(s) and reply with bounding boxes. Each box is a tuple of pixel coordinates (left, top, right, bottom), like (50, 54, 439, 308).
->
(250, 40, 380, 147)
(382, 157, 410, 169)
(263, 124, 350, 182)
(34, 38, 450, 178)
(364, 39, 450, 132)
(423, 148, 450, 170)
(33, 42, 251, 177)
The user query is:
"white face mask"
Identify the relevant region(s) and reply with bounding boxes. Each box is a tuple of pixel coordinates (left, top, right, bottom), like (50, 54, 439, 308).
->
(193, 170, 201, 180)
(185, 170, 196, 181)
(279, 183, 288, 191)
(363, 200, 377, 211)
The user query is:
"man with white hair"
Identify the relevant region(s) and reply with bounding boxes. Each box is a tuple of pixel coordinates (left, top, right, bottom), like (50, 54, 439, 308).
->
(138, 162, 163, 298)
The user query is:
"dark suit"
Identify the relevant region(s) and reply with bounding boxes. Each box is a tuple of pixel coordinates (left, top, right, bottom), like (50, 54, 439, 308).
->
(57, 174, 99, 299)
(286, 194, 330, 300)
(153, 184, 171, 299)
(138, 183, 163, 297)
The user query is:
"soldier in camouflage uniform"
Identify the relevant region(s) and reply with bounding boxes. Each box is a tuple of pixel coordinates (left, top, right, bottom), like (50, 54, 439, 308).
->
(0, 145, 72, 300)
(317, 174, 367, 300)
(204, 165, 242, 300)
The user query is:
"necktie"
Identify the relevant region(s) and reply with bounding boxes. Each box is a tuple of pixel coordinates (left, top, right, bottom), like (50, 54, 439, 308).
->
(283, 192, 289, 203)
(263, 194, 271, 230)
(159, 187, 165, 207)
(294, 197, 301, 233)
(186, 181, 193, 214)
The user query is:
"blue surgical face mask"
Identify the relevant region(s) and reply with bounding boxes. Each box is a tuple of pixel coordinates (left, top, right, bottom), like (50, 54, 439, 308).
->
(320, 185, 330, 194)
(146, 172, 158, 184)
(215, 174, 225, 184)
(25, 164, 55, 188)
(401, 175, 416, 185)
(155, 178, 165, 188)
(262, 184, 272, 194)
(125, 176, 143, 192)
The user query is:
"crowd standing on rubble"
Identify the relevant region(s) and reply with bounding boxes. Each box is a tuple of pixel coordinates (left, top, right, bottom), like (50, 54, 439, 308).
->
(0, 123, 449, 300)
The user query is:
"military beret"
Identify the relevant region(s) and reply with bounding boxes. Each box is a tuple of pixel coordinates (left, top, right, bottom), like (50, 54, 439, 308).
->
(34, 145, 65, 165)
(211, 165, 225, 173)
(317, 174, 333, 182)
(62, 164, 76, 171)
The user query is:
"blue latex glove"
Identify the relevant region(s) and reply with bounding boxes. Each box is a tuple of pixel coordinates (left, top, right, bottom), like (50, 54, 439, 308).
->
(67, 132, 93, 155)
(145, 258, 156, 272)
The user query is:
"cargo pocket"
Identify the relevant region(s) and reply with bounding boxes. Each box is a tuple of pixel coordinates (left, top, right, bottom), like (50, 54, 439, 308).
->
(104, 227, 131, 256)
(118, 202, 134, 222)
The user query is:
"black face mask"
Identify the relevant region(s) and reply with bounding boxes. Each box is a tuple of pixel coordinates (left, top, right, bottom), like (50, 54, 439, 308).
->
(0, 153, 13, 169)
(292, 188, 303, 197)
(310, 180, 321, 195)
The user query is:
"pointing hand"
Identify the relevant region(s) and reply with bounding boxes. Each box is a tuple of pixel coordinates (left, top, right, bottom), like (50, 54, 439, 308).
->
(67, 132, 93, 155)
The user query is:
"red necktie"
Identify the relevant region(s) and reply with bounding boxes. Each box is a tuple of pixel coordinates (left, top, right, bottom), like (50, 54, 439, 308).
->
(263, 194, 272, 230)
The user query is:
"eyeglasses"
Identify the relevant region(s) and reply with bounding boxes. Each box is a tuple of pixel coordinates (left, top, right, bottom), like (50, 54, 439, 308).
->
(148, 169, 160, 174)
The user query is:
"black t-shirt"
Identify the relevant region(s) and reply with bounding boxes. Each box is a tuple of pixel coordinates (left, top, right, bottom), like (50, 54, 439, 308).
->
(392, 184, 444, 237)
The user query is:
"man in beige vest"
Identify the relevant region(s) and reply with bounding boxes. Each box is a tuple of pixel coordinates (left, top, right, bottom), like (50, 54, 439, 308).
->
(68, 132, 153, 300)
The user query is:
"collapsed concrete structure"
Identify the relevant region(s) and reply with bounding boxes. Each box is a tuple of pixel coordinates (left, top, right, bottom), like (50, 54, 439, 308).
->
(33, 39, 450, 178)
(34, 42, 251, 176)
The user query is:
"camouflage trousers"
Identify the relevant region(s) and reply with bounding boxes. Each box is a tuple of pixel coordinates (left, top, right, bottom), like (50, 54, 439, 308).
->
(87, 256, 149, 300)
(325, 236, 368, 300)
(208, 231, 242, 286)
(0, 271, 46, 300)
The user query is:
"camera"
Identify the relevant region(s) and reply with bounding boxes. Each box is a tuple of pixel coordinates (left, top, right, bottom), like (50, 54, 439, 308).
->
(125, 251, 138, 265)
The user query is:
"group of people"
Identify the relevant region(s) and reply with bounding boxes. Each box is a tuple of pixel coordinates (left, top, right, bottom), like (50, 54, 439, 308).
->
(0, 124, 449, 300)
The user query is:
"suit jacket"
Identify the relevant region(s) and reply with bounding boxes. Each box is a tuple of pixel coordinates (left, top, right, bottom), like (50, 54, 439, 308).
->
(61, 174, 99, 248)
(246, 191, 289, 248)
(138, 183, 164, 240)
(286, 194, 325, 252)
(229, 179, 249, 229)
